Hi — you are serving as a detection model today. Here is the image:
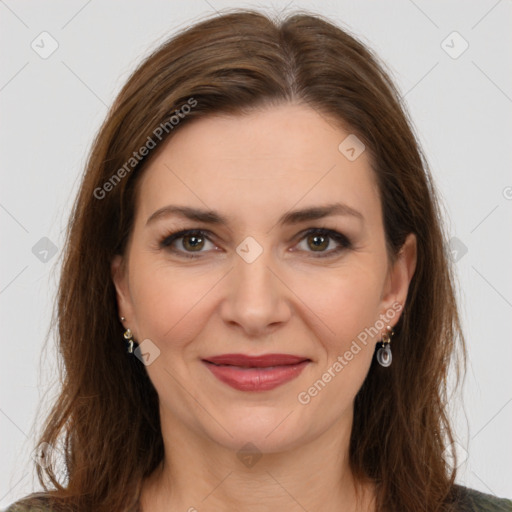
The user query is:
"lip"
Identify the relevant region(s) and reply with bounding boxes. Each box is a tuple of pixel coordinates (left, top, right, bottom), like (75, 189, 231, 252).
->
(202, 353, 311, 392)
(204, 353, 309, 367)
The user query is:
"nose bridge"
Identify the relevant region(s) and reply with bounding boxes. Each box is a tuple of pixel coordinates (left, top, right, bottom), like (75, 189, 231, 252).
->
(222, 235, 289, 332)
(234, 235, 276, 302)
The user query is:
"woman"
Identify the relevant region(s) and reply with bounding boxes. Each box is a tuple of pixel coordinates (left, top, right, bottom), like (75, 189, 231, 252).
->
(5, 8, 511, 512)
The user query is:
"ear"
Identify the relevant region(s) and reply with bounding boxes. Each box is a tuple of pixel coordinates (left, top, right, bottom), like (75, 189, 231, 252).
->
(380, 233, 417, 323)
(111, 254, 135, 328)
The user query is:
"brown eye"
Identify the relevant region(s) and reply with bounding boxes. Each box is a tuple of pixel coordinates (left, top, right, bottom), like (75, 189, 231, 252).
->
(295, 228, 352, 258)
(307, 233, 330, 252)
(181, 234, 205, 252)
(159, 229, 216, 258)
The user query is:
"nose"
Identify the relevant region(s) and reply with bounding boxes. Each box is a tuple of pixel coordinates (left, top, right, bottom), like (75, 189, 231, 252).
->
(219, 242, 292, 338)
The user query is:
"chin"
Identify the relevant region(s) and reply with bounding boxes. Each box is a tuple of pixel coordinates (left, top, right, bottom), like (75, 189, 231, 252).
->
(203, 406, 312, 454)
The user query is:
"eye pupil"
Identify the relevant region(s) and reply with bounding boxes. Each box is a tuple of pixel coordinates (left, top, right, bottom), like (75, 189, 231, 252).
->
(183, 235, 204, 251)
(308, 234, 328, 251)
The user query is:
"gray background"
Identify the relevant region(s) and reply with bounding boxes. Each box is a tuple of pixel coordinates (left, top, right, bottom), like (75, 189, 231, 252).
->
(1, 0, 511, 506)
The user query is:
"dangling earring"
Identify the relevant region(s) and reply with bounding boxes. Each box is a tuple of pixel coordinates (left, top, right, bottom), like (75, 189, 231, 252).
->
(120, 317, 134, 354)
(376, 325, 394, 367)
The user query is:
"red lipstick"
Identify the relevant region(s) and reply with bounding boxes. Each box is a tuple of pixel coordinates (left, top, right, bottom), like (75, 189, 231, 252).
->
(202, 353, 310, 391)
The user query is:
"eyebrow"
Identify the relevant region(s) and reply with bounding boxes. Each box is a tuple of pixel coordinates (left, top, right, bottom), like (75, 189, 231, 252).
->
(146, 202, 364, 227)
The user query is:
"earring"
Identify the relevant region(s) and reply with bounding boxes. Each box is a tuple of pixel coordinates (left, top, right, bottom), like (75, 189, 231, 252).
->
(120, 317, 133, 354)
(376, 325, 394, 367)
(123, 327, 134, 354)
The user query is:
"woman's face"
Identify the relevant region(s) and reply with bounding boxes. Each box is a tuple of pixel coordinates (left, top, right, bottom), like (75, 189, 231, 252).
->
(112, 103, 416, 453)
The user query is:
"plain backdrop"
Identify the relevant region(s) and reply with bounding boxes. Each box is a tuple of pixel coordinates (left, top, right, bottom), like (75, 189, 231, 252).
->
(1, 0, 511, 507)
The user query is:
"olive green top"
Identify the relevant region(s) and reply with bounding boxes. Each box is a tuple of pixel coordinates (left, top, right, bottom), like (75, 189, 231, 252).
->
(3, 484, 512, 511)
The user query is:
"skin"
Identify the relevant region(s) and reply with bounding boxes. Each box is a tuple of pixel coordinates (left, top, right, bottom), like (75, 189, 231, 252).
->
(111, 103, 417, 512)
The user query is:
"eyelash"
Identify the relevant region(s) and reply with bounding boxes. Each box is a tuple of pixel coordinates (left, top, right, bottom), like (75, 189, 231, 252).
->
(158, 228, 352, 259)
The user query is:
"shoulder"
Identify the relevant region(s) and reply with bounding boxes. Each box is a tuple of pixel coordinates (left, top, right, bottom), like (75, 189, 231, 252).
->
(5, 486, 512, 512)
(451, 484, 512, 511)
(2, 492, 57, 512)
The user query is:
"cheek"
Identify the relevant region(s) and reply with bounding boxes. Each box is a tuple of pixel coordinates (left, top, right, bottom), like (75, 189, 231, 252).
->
(129, 255, 217, 347)
(291, 262, 386, 349)
(294, 269, 382, 418)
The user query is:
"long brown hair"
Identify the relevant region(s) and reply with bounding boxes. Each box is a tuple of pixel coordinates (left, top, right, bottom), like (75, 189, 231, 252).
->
(31, 8, 466, 511)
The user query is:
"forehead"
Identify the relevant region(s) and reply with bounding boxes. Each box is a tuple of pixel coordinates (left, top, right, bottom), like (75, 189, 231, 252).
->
(135, 104, 380, 229)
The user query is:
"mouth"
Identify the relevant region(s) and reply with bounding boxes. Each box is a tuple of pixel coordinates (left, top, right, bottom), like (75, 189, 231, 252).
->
(201, 353, 311, 391)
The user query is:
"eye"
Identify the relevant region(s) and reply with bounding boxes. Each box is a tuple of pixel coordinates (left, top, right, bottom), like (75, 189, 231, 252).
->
(158, 227, 352, 259)
(159, 229, 217, 259)
(294, 228, 352, 258)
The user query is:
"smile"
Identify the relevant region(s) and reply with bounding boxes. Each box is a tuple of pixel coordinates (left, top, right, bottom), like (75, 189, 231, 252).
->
(202, 353, 311, 391)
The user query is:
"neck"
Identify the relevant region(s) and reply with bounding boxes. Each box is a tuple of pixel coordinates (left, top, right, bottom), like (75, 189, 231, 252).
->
(139, 408, 376, 512)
